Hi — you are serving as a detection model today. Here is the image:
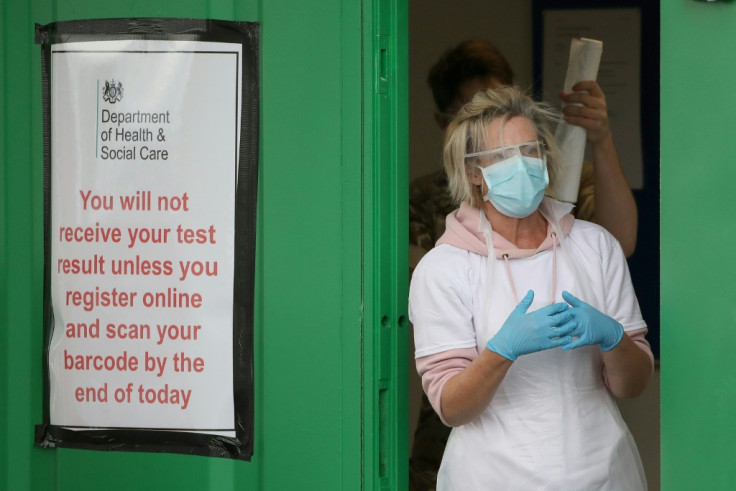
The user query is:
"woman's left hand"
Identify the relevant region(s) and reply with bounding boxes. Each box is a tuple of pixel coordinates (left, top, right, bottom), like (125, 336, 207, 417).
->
(558, 80, 611, 145)
(560, 291, 624, 351)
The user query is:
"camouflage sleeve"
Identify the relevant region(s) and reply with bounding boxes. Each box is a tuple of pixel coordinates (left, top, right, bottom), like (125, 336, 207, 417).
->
(409, 194, 437, 253)
(409, 170, 458, 270)
(409, 170, 453, 251)
(574, 160, 595, 221)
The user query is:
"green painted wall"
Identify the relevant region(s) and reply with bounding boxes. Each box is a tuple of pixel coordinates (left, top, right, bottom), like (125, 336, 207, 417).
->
(661, 2, 736, 489)
(1, 0, 407, 489)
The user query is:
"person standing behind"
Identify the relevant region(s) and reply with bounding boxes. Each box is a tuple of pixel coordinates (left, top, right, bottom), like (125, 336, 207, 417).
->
(408, 39, 639, 490)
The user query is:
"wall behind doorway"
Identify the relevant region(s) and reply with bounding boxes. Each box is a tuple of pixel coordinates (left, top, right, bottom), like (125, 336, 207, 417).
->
(407, 1, 660, 489)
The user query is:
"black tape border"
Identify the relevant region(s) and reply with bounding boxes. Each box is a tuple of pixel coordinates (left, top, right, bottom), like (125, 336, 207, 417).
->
(34, 18, 259, 461)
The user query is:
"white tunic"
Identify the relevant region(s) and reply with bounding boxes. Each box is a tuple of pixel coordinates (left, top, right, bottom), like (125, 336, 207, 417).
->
(409, 219, 648, 490)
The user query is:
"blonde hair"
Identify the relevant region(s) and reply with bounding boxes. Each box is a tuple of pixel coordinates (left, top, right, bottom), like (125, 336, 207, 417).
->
(443, 86, 563, 208)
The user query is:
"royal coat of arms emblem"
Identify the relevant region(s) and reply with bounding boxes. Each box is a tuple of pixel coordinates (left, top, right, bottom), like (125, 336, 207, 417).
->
(103, 79, 124, 103)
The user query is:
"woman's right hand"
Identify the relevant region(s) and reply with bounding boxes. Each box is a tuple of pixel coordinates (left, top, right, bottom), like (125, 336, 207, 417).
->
(486, 290, 576, 361)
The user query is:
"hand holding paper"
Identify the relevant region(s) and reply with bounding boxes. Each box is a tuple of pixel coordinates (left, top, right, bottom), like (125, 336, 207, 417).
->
(559, 80, 611, 145)
(551, 38, 602, 203)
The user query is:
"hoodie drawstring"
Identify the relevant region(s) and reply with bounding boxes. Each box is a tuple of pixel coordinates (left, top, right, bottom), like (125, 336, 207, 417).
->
(551, 232, 557, 305)
(501, 253, 516, 302)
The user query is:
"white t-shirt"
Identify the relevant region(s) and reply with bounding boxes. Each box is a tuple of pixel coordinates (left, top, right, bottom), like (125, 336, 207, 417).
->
(409, 219, 648, 490)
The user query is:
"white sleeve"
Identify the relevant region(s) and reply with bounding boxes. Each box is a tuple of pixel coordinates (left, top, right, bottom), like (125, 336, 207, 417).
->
(601, 233, 647, 332)
(409, 249, 478, 358)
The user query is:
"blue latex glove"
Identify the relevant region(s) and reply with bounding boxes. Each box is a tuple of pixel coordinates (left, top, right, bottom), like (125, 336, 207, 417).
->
(561, 291, 624, 351)
(486, 290, 576, 361)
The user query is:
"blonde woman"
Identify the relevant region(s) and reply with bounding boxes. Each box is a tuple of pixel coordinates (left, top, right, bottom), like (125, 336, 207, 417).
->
(409, 86, 653, 490)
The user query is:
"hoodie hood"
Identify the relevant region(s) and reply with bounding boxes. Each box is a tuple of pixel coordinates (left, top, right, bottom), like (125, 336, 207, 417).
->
(436, 197, 575, 259)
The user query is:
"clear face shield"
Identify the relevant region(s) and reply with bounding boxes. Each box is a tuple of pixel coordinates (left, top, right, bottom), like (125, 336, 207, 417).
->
(466, 140, 545, 167)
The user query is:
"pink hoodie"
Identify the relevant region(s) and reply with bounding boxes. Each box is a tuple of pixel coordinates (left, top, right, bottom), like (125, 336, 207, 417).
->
(436, 201, 574, 258)
(416, 201, 653, 426)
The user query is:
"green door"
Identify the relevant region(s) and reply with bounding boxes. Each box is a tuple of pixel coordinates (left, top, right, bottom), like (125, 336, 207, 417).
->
(661, 2, 736, 489)
(0, 1, 408, 489)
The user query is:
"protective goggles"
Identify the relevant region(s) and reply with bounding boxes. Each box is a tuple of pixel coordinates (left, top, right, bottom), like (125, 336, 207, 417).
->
(465, 140, 545, 166)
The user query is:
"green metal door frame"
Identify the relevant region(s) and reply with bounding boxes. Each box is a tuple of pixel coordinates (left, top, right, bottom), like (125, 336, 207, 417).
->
(1, 0, 408, 489)
(362, 0, 409, 488)
(660, 2, 736, 489)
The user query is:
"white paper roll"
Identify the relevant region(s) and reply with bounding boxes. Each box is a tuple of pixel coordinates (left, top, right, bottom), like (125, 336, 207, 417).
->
(551, 38, 602, 203)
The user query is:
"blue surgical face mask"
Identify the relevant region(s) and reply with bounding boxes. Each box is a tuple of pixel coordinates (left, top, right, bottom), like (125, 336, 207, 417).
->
(478, 155, 549, 218)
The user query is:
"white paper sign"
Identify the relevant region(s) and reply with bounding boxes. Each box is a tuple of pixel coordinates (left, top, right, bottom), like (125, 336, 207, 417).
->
(49, 40, 242, 436)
